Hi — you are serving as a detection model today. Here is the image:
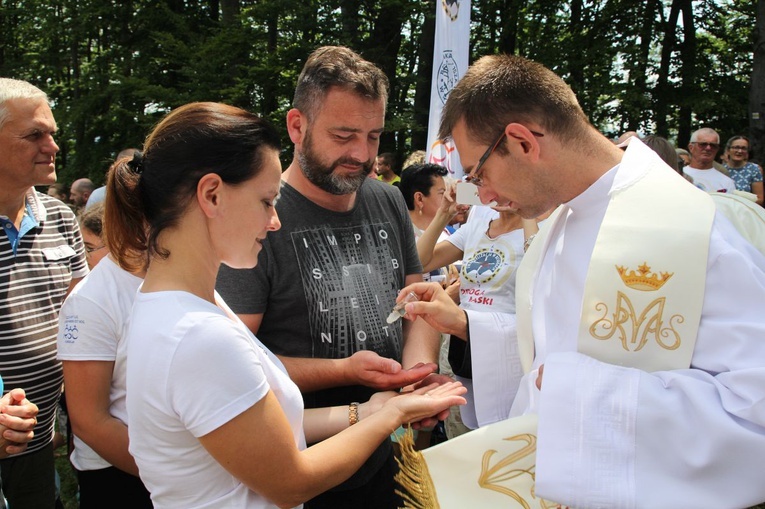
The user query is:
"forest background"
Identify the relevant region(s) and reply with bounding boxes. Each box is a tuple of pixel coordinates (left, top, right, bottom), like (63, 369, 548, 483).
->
(1, 0, 763, 186)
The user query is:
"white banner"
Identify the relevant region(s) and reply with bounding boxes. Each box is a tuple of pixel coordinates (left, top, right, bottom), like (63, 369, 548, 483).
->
(425, 0, 470, 180)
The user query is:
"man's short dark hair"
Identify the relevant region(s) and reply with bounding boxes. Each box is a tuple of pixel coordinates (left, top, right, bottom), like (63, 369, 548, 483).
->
(439, 54, 590, 149)
(377, 152, 396, 174)
(377, 152, 395, 166)
(293, 46, 389, 121)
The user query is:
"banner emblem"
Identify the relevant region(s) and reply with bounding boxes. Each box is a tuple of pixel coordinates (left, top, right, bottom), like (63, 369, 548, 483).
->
(441, 0, 461, 21)
(436, 50, 460, 105)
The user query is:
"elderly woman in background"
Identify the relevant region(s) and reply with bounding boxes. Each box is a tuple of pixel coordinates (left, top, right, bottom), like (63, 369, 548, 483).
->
(641, 135, 765, 255)
(723, 135, 764, 206)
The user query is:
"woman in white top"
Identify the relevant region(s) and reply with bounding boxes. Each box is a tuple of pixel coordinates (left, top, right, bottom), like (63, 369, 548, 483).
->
(399, 163, 461, 287)
(107, 102, 465, 509)
(57, 185, 151, 507)
(413, 186, 543, 429)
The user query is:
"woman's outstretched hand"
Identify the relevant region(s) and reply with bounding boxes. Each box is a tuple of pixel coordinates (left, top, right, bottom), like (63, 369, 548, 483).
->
(384, 382, 466, 429)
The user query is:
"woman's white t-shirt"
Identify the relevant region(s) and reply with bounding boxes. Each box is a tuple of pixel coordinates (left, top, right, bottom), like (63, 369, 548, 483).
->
(125, 290, 306, 509)
(448, 213, 524, 314)
(57, 256, 143, 471)
(412, 223, 451, 283)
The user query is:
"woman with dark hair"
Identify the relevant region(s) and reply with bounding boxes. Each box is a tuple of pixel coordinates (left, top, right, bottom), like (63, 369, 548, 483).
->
(399, 164, 448, 212)
(399, 163, 452, 282)
(397, 163, 463, 445)
(106, 102, 464, 509)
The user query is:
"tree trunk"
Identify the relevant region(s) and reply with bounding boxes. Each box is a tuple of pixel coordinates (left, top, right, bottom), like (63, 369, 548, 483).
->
(340, 0, 361, 49)
(568, 0, 585, 96)
(221, 0, 240, 26)
(368, 0, 407, 152)
(411, 1, 436, 152)
(262, 9, 279, 118)
(628, 0, 658, 131)
(499, 0, 522, 54)
(166, 0, 184, 14)
(677, 0, 695, 148)
(0, 1, 9, 70)
(369, 0, 407, 89)
(655, 0, 681, 137)
(751, 0, 765, 165)
(208, 0, 220, 21)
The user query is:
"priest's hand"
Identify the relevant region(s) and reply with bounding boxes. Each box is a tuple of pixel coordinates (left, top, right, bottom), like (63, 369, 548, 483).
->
(397, 282, 468, 338)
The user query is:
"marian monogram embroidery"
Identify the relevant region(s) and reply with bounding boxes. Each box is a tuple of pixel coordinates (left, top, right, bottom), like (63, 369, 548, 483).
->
(589, 263, 684, 352)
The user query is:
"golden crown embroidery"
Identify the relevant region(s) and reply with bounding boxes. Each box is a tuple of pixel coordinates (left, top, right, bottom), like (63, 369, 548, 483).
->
(616, 262, 672, 291)
(589, 263, 683, 351)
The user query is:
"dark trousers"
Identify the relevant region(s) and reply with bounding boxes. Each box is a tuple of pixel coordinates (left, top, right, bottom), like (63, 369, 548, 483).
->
(305, 448, 403, 509)
(77, 466, 153, 509)
(0, 442, 56, 509)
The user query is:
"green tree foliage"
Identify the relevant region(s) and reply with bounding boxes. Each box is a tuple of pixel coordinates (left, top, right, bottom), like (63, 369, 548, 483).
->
(0, 0, 758, 185)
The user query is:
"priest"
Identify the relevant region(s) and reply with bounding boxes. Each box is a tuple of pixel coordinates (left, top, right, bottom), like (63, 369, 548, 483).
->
(399, 53, 765, 508)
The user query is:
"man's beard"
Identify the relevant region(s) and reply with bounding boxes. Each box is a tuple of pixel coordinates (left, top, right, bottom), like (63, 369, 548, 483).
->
(297, 130, 372, 195)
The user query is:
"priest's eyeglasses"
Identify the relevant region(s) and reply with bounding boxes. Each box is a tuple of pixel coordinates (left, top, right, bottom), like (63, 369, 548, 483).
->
(464, 129, 544, 187)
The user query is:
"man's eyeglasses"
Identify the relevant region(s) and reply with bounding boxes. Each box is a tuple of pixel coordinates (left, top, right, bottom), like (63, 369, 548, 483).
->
(464, 129, 544, 187)
(691, 142, 719, 150)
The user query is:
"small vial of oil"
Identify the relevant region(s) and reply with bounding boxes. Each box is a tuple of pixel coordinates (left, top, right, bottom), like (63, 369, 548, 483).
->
(386, 291, 419, 324)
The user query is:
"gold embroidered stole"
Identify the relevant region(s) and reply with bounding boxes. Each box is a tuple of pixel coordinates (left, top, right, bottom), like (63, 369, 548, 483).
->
(518, 156, 714, 373)
(515, 206, 563, 373)
(577, 162, 712, 371)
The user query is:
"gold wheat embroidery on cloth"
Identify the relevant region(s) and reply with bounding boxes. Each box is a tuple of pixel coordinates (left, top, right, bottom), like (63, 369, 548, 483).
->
(395, 427, 568, 509)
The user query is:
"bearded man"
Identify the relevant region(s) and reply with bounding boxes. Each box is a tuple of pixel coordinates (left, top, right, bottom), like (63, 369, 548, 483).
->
(215, 46, 442, 509)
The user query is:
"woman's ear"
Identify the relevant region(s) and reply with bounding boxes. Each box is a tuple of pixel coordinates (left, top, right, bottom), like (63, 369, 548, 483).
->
(197, 173, 224, 218)
(413, 191, 424, 210)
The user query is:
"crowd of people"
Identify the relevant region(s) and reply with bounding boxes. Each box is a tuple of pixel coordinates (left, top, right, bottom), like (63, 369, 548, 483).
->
(1, 44, 765, 509)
